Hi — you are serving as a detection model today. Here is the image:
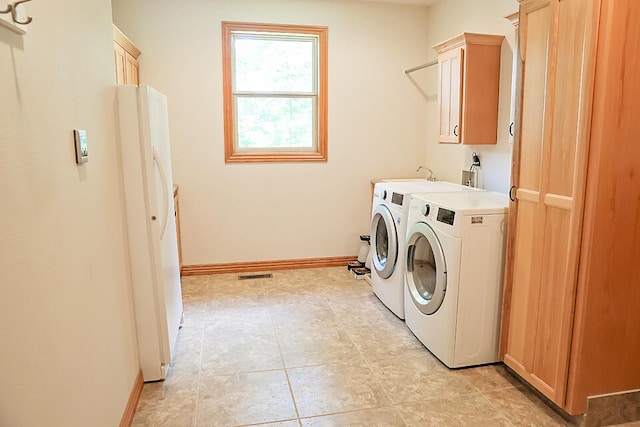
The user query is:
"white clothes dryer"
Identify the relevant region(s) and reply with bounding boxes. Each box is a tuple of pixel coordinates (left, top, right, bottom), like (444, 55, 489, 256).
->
(404, 191, 508, 368)
(370, 181, 482, 319)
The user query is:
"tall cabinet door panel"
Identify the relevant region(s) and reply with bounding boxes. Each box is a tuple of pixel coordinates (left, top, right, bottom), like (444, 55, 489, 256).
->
(125, 52, 139, 85)
(502, 0, 551, 377)
(503, 199, 537, 370)
(531, 0, 589, 403)
(502, 0, 592, 407)
(114, 42, 127, 85)
(517, 2, 549, 192)
(438, 48, 463, 144)
(113, 25, 141, 86)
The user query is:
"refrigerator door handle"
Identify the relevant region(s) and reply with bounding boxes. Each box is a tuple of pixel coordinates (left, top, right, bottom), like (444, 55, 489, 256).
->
(152, 146, 170, 240)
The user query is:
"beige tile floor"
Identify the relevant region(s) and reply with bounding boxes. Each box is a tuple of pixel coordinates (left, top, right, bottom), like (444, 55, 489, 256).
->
(132, 267, 578, 427)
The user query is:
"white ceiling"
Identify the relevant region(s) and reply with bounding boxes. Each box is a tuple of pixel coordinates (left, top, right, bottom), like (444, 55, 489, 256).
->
(355, 0, 438, 6)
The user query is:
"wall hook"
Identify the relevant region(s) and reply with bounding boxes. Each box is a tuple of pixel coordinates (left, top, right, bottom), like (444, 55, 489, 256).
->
(0, 0, 33, 26)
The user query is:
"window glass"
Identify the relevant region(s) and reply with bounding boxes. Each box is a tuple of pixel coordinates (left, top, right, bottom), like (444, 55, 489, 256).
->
(222, 22, 328, 162)
(234, 37, 314, 93)
(236, 97, 313, 149)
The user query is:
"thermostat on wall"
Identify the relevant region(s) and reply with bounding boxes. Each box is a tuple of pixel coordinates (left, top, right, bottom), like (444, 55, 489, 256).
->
(74, 129, 88, 164)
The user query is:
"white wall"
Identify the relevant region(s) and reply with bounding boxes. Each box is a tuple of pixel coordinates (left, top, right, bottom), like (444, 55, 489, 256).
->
(111, 0, 432, 265)
(420, 0, 519, 193)
(0, 1, 139, 425)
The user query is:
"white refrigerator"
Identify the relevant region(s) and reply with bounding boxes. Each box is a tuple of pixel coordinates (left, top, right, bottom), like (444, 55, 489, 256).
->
(116, 85, 184, 382)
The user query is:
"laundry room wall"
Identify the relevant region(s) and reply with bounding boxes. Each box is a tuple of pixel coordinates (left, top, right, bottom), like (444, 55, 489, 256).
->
(0, 0, 140, 425)
(421, 0, 519, 194)
(111, 0, 432, 265)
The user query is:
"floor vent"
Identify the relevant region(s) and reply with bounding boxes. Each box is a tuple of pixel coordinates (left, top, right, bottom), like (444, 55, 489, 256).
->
(237, 273, 273, 280)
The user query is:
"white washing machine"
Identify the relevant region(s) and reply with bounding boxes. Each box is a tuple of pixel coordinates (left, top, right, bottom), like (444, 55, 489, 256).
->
(370, 181, 482, 319)
(404, 191, 508, 368)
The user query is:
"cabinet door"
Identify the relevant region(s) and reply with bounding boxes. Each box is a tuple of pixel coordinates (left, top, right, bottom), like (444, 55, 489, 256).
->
(502, 0, 551, 382)
(113, 25, 141, 85)
(506, 13, 519, 146)
(114, 42, 126, 85)
(173, 189, 182, 271)
(437, 48, 463, 143)
(502, 0, 591, 407)
(124, 51, 139, 85)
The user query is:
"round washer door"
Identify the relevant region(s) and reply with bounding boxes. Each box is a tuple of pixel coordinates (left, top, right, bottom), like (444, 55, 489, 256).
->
(370, 204, 398, 279)
(406, 221, 447, 315)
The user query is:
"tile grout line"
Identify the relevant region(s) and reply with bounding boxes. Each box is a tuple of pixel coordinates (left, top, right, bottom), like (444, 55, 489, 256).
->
(184, 269, 547, 426)
(475, 388, 516, 427)
(324, 287, 398, 411)
(191, 275, 212, 427)
(265, 278, 303, 424)
(325, 279, 504, 427)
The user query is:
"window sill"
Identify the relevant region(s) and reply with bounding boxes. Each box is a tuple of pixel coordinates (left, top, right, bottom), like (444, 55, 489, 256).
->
(225, 151, 328, 163)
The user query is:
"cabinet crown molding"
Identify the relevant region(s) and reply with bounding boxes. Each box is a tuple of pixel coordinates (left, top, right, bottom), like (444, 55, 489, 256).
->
(433, 32, 505, 54)
(113, 24, 141, 59)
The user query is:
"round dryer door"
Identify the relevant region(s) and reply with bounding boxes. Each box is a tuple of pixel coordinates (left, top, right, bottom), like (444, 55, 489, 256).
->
(406, 222, 446, 315)
(370, 204, 398, 279)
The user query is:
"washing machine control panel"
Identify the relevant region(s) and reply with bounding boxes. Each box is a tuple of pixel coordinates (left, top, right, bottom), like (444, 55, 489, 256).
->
(437, 208, 456, 226)
(391, 192, 404, 206)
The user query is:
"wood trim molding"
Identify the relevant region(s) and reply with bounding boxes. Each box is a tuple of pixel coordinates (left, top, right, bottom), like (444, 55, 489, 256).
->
(181, 255, 357, 276)
(113, 24, 141, 59)
(516, 188, 539, 203)
(433, 32, 505, 53)
(119, 370, 143, 427)
(221, 21, 328, 163)
(544, 194, 573, 210)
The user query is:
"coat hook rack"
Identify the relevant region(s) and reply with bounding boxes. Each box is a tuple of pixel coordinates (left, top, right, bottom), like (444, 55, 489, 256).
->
(1, 0, 33, 26)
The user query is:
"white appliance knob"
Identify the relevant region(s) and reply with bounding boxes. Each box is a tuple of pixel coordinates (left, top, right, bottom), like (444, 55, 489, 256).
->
(382, 190, 387, 200)
(422, 204, 431, 217)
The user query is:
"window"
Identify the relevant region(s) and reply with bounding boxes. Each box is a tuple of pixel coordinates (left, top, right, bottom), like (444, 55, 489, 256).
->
(222, 22, 328, 162)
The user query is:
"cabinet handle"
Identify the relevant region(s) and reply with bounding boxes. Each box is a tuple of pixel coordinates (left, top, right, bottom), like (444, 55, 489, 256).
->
(453, 125, 458, 137)
(509, 186, 517, 202)
(509, 122, 514, 136)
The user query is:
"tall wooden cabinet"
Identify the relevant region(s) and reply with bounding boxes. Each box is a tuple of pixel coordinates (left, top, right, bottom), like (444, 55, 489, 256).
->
(113, 24, 140, 85)
(505, 12, 520, 146)
(501, 0, 640, 415)
(433, 33, 504, 145)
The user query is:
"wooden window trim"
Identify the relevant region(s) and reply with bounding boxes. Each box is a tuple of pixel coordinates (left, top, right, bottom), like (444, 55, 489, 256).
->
(222, 21, 328, 163)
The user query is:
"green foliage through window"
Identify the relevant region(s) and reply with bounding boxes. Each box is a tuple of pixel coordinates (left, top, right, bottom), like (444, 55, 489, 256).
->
(222, 22, 328, 162)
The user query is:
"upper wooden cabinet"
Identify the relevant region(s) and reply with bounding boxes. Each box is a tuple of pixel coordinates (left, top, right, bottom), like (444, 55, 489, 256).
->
(501, 0, 640, 416)
(113, 24, 141, 85)
(433, 33, 504, 145)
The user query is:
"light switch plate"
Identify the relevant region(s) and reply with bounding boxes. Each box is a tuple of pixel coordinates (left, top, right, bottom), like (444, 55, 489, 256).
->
(74, 129, 88, 164)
